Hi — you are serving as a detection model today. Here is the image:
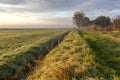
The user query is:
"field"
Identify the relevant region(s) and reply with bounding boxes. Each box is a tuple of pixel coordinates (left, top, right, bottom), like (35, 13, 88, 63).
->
(0, 29, 69, 79)
(0, 29, 120, 80)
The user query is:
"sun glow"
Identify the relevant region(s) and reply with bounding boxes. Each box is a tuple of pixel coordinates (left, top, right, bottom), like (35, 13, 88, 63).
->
(0, 13, 57, 27)
(0, 13, 35, 25)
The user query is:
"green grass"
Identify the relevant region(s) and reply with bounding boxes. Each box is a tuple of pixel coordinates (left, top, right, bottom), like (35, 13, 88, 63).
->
(27, 30, 95, 80)
(79, 30, 120, 80)
(28, 30, 120, 80)
(0, 29, 69, 79)
(1, 29, 120, 80)
(0, 30, 66, 56)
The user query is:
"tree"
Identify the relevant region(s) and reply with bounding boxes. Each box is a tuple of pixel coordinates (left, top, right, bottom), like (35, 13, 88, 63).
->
(73, 11, 89, 28)
(112, 16, 120, 30)
(94, 16, 111, 27)
(82, 17, 90, 26)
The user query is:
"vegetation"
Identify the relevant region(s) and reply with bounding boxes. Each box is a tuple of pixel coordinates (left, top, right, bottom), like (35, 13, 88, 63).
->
(0, 7, 119, 80)
(0, 29, 120, 80)
(112, 16, 120, 30)
(73, 11, 120, 31)
(0, 29, 69, 79)
(102, 31, 120, 44)
(79, 30, 120, 80)
(94, 16, 111, 27)
(25, 30, 120, 80)
(73, 11, 90, 28)
(27, 30, 95, 80)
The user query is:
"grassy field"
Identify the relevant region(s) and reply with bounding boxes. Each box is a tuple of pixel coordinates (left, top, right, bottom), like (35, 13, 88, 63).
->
(27, 30, 94, 80)
(0, 29, 120, 80)
(0, 29, 69, 79)
(102, 31, 120, 44)
(26, 30, 120, 80)
(79, 30, 120, 80)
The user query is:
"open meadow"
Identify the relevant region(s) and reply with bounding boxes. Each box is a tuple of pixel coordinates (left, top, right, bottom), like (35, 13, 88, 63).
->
(0, 29, 69, 79)
(0, 29, 120, 80)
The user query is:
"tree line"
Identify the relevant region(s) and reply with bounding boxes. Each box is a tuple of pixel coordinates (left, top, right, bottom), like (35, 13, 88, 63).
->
(73, 11, 120, 30)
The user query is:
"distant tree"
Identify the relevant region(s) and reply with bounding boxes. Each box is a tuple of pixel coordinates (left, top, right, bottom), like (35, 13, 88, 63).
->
(73, 11, 89, 28)
(94, 16, 111, 27)
(82, 17, 90, 26)
(112, 16, 120, 30)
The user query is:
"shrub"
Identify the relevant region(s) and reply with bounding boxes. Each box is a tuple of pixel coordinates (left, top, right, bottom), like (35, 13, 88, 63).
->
(112, 16, 120, 30)
(94, 16, 111, 27)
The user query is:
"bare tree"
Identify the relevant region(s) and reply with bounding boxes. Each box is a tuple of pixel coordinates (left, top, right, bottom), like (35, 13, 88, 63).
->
(112, 16, 120, 30)
(73, 11, 89, 28)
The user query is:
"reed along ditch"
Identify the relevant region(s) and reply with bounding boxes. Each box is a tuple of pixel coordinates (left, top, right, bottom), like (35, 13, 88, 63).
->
(0, 31, 70, 80)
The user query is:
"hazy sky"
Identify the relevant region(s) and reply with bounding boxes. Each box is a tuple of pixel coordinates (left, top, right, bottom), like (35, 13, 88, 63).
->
(0, 0, 120, 28)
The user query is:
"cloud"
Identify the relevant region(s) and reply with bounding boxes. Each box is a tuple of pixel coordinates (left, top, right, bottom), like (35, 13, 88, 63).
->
(0, 0, 120, 14)
(0, 0, 120, 28)
(0, 0, 26, 4)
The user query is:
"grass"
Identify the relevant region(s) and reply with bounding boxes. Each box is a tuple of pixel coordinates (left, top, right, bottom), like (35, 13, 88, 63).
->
(102, 31, 120, 38)
(0, 29, 69, 79)
(28, 30, 120, 80)
(0, 29, 120, 80)
(27, 30, 95, 80)
(0, 30, 66, 56)
(101, 31, 120, 44)
(79, 30, 120, 80)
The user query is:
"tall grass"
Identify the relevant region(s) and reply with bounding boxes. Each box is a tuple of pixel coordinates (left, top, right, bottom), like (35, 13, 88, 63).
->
(79, 30, 120, 80)
(101, 31, 120, 44)
(1, 29, 120, 80)
(0, 29, 68, 79)
(27, 30, 96, 80)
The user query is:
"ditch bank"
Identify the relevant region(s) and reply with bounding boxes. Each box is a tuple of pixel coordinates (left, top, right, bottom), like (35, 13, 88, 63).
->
(0, 31, 70, 80)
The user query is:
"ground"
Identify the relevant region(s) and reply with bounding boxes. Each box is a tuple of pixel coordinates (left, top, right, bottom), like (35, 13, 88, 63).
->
(0, 29, 120, 80)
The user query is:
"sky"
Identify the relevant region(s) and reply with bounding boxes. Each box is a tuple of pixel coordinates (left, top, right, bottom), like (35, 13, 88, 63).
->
(0, 0, 120, 28)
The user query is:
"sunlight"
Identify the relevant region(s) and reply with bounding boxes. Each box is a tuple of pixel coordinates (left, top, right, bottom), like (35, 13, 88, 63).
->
(0, 13, 55, 26)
